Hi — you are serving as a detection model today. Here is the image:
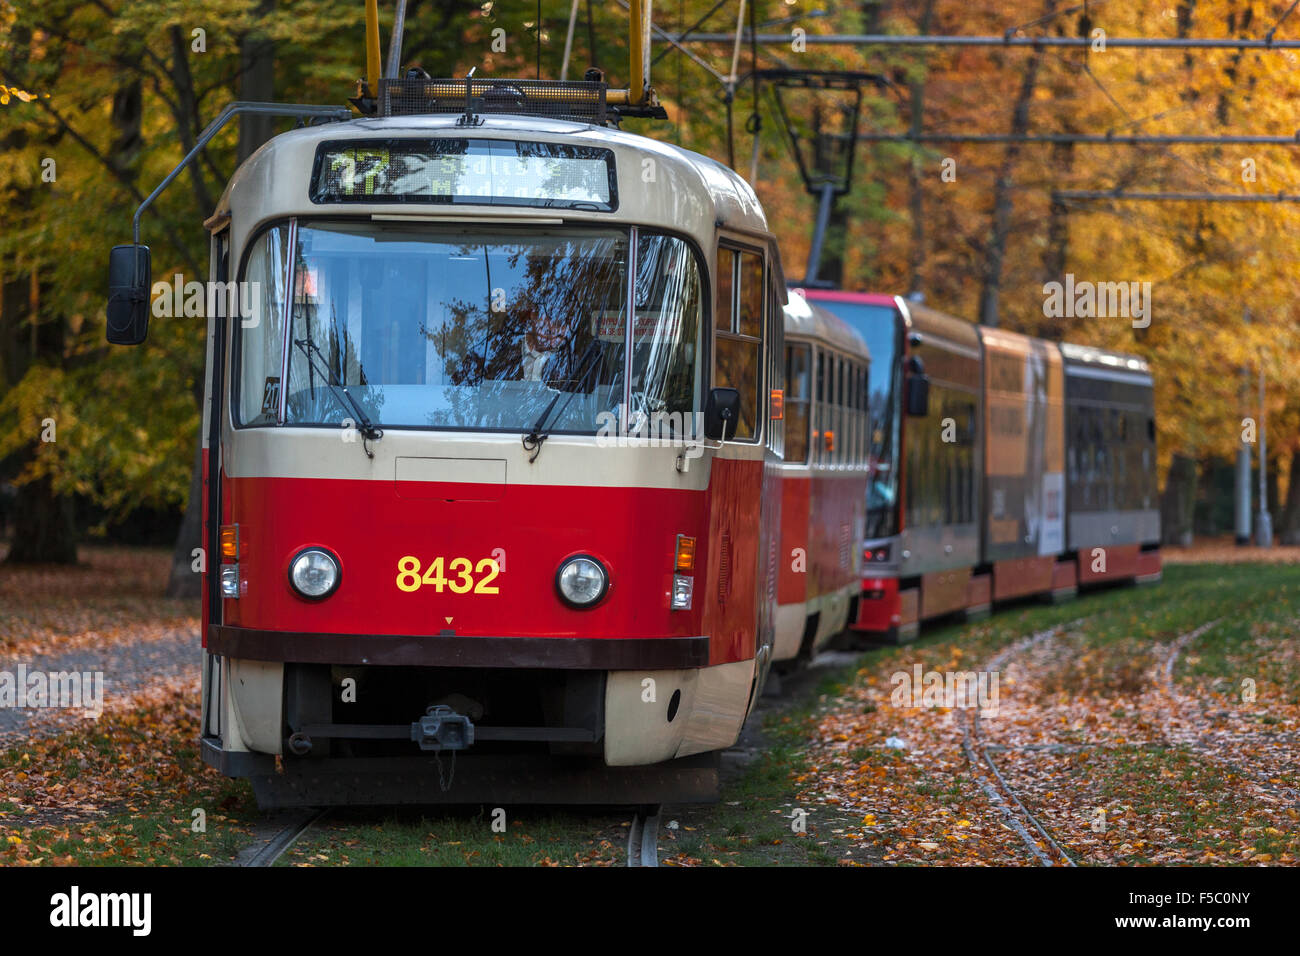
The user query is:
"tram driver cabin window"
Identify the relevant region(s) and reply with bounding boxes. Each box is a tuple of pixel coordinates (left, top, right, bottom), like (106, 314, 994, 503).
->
(713, 246, 764, 440)
(233, 221, 704, 435)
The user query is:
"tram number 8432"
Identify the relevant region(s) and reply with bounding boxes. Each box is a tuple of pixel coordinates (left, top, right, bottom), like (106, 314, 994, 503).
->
(396, 556, 502, 594)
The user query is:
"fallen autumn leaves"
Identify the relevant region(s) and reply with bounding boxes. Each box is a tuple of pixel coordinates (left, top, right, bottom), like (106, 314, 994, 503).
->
(1, 548, 1296, 866)
(795, 563, 1299, 866)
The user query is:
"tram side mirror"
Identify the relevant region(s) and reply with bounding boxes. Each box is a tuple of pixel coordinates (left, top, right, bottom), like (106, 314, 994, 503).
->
(704, 387, 741, 441)
(904, 357, 930, 417)
(106, 244, 152, 346)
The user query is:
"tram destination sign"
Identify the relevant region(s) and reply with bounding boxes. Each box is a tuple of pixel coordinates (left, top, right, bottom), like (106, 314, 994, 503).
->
(310, 139, 617, 211)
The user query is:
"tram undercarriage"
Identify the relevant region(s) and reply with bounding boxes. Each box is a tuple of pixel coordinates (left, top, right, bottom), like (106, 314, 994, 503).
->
(201, 653, 755, 808)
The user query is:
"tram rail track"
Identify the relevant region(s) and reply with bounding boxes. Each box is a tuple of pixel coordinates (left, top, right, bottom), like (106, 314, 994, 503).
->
(963, 621, 1083, 867)
(235, 803, 668, 867)
(230, 613, 1281, 869)
(1154, 619, 1296, 806)
(626, 804, 663, 866)
(235, 809, 330, 868)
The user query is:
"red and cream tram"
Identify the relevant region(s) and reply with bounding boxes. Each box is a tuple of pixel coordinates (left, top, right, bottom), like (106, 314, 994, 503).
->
(109, 79, 791, 806)
(772, 294, 870, 669)
(801, 291, 1162, 642)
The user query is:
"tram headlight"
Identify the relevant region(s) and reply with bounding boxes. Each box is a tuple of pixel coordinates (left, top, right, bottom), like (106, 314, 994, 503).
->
(555, 554, 609, 608)
(671, 574, 693, 610)
(289, 548, 341, 600)
(219, 565, 241, 599)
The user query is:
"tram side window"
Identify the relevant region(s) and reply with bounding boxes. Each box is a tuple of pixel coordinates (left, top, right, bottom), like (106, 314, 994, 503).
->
(814, 350, 825, 465)
(824, 355, 835, 465)
(842, 358, 851, 465)
(844, 359, 854, 466)
(907, 386, 976, 529)
(848, 364, 859, 466)
(714, 249, 734, 332)
(785, 344, 812, 464)
(238, 224, 290, 425)
(837, 357, 847, 465)
(1115, 408, 1128, 507)
(856, 363, 867, 466)
(857, 366, 868, 468)
(837, 359, 847, 467)
(1102, 408, 1112, 512)
(632, 233, 704, 432)
(738, 252, 764, 338)
(713, 247, 764, 440)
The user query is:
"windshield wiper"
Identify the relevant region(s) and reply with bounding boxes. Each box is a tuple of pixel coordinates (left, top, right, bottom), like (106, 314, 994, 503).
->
(292, 337, 384, 459)
(522, 339, 604, 463)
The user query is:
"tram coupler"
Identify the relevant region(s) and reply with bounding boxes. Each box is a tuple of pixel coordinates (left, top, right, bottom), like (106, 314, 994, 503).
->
(410, 704, 475, 751)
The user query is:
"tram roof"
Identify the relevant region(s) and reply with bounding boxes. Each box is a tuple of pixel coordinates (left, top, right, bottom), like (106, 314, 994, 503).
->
(784, 290, 871, 362)
(212, 113, 774, 253)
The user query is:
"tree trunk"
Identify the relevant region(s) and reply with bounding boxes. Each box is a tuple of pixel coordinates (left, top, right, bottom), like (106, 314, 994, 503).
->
(165, 437, 204, 596)
(6, 473, 78, 564)
(1267, 450, 1281, 528)
(1280, 448, 1300, 545)
(1161, 453, 1198, 547)
(978, 0, 1056, 328)
(238, 0, 277, 163)
(905, 0, 937, 296)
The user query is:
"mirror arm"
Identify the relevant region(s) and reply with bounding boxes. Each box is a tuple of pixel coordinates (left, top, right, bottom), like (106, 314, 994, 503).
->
(129, 102, 352, 283)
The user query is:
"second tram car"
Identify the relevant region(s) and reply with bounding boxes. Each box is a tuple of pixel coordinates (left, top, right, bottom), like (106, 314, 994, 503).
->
(800, 290, 1161, 642)
(773, 294, 870, 668)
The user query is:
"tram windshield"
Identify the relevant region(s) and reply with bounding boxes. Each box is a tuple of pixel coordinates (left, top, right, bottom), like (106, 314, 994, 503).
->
(807, 298, 903, 538)
(236, 222, 703, 435)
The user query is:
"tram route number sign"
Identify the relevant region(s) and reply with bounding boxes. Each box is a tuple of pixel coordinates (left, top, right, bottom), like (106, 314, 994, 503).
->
(261, 377, 281, 415)
(593, 310, 679, 343)
(311, 139, 617, 212)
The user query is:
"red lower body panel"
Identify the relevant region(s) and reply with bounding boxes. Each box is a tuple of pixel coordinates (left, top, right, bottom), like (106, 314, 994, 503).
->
(920, 568, 970, 619)
(1077, 543, 1140, 584)
(218, 461, 764, 666)
(992, 555, 1055, 601)
(1137, 548, 1162, 580)
(855, 576, 902, 632)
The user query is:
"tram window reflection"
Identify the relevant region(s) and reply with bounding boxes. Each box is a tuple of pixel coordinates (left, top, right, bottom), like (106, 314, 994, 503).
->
(712, 244, 764, 441)
(784, 344, 811, 464)
(236, 222, 704, 435)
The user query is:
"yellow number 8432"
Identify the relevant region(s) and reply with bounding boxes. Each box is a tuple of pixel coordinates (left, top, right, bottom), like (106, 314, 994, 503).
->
(396, 556, 501, 594)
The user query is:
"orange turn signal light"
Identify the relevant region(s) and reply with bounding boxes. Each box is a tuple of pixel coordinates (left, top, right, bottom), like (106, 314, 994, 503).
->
(824, 430, 835, 452)
(675, 534, 696, 572)
(769, 388, 784, 420)
(219, 524, 239, 561)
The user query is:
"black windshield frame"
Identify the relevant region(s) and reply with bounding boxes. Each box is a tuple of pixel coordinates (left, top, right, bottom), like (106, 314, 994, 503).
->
(229, 217, 710, 436)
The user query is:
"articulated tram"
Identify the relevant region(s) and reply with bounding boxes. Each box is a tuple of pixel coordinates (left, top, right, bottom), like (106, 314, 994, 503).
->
(103, 52, 1161, 808)
(801, 291, 1162, 642)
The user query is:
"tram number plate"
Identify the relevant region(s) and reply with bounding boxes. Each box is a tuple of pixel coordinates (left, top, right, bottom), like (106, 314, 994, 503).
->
(261, 377, 280, 415)
(396, 555, 501, 595)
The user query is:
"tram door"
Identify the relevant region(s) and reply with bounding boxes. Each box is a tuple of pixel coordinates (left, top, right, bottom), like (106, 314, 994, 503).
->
(752, 270, 784, 705)
(200, 225, 230, 743)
